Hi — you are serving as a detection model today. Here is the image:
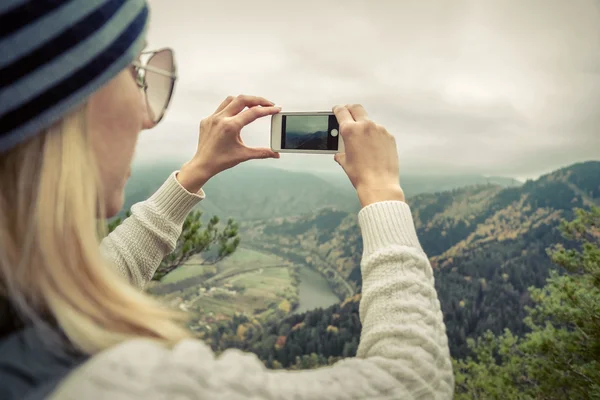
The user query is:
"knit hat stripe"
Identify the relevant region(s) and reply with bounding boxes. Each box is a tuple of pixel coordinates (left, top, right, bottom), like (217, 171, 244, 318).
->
(0, 0, 145, 110)
(0, 1, 64, 33)
(0, 1, 27, 15)
(0, 1, 110, 69)
(0, 2, 124, 88)
(0, 2, 148, 152)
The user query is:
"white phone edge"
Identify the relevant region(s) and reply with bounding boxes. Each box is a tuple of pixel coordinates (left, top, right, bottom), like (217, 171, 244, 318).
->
(270, 111, 345, 154)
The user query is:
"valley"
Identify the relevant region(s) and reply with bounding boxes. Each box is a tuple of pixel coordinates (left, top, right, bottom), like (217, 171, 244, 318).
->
(147, 247, 297, 326)
(123, 159, 599, 367)
(147, 246, 341, 330)
(207, 161, 600, 359)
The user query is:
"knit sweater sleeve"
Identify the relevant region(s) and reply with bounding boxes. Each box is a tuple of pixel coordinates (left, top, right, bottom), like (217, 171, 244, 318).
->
(52, 201, 455, 399)
(99, 171, 205, 289)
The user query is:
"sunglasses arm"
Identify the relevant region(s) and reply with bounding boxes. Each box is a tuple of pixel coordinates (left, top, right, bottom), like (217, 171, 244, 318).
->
(131, 61, 177, 79)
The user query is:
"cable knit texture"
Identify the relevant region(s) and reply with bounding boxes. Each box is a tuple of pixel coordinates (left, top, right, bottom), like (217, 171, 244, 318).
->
(99, 171, 205, 289)
(52, 174, 454, 399)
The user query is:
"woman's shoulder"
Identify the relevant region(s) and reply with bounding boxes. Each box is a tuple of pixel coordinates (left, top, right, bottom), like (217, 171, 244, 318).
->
(52, 337, 309, 399)
(50, 338, 220, 399)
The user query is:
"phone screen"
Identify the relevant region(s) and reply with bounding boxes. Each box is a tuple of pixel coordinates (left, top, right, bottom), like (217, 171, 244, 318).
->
(281, 114, 339, 151)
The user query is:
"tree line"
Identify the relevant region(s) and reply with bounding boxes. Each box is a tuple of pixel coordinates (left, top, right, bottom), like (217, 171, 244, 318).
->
(192, 207, 600, 398)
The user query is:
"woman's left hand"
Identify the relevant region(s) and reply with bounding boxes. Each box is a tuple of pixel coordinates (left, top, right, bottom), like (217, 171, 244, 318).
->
(177, 95, 281, 193)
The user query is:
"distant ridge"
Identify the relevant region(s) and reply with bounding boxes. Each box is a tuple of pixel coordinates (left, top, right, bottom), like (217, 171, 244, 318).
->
(120, 161, 524, 220)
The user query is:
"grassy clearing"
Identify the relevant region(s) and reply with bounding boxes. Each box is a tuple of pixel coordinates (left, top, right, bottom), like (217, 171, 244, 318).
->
(161, 247, 285, 284)
(192, 267, 294, 317)
(231, 267, 290, 296)
(161, 263, 216, 284)
(156, 247, 298, 323)
(217, 247, 286, 271)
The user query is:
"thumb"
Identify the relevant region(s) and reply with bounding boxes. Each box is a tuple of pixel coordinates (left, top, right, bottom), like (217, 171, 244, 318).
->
(334, 152, 346, 166)
(244, 147, 280, 161)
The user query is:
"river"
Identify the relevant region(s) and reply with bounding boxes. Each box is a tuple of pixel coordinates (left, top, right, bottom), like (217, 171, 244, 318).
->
(293, 266, 340, 314)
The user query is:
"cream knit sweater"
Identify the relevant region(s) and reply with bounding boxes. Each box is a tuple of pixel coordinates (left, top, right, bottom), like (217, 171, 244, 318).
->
(51, 172, 454, 399)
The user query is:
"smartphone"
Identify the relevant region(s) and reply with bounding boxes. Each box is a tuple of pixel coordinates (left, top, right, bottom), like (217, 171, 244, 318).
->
(270, 111, 344, 154)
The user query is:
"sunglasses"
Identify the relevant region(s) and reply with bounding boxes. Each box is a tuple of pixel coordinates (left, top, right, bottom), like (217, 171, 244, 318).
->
(131, 48, 177, 125)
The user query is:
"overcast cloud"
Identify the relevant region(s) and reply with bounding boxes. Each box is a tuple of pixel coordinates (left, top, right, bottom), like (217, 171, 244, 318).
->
(286, 116, 329, 134)
(135, 0, 600, 179)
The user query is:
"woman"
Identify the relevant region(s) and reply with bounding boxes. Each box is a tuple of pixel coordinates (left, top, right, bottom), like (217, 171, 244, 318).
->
(0, 1, 454, 399)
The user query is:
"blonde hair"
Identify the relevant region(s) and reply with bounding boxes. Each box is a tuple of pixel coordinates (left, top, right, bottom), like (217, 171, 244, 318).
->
(0, 105, 191, 354)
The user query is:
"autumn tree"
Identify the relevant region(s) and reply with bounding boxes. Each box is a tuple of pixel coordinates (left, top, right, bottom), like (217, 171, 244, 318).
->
(454, 206, 600, 399)
(107, 209, 240, 281)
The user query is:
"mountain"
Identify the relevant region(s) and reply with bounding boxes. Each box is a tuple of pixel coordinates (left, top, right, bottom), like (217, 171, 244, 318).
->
(285, 131, 329, 150)
(315, 169, 521, 198)
(403, 174, 521, 197)
(196, 165, 359, 220)
(119, 161, 360, 221)
(237, 160, 600, 358)
(120, 161, 520, 222)
(121, 161, 179, 215)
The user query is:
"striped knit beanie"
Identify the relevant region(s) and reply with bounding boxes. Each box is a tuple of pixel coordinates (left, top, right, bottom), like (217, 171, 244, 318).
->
(0, 0, 149, 154)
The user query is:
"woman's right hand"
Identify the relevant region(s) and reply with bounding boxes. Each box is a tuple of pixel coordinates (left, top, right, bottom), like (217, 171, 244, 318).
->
(333, 104, 405, 207)
(177, 95, 281, 193)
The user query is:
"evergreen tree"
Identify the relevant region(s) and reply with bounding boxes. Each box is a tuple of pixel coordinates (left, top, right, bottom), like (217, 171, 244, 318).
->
(107, 209, 240, 281)
(454, 206, 600, 399)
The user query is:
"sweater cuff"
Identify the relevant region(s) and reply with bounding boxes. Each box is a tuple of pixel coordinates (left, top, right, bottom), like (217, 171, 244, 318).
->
(358, 201, 423, 257)
(145, 171, 206, 225)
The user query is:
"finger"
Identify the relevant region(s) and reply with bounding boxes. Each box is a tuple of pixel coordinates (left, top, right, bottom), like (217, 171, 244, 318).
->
(332, 105, 354, 125)
(345, 104, 369, 121)
(333, 153, 347, 170)
(222, 95, 275, 116)
(214, 96, 235, 114)
(235, 105, 281, 127)
(243, 146, 281, 161)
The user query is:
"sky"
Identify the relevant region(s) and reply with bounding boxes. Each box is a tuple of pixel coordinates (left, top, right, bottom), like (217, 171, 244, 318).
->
(286, 116, 329, 134)
(136, 0, 600, 180)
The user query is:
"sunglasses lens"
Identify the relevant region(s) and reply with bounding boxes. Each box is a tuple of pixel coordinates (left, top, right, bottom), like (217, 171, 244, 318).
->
(145, 49, 174, 122)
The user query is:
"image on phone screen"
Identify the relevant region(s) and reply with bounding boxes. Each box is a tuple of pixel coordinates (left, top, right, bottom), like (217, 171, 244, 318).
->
(281, 115, 339, 151)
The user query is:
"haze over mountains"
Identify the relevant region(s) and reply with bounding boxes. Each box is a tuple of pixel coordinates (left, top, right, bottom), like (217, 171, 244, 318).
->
(121, 159, 523, 221)
(284, 130, 329, 150)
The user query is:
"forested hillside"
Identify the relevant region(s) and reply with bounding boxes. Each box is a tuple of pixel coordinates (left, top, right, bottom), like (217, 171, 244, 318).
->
(197, 206, 600, 398)
(433, 161, 599, 356)
(237, 161, 600, 358)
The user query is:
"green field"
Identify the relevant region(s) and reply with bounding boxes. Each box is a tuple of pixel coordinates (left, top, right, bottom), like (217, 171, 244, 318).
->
(192, 267, 295, 317)
(230, 266, 292, 302)
(161, 247, 286, 284)
(155, 247, 298, 321)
